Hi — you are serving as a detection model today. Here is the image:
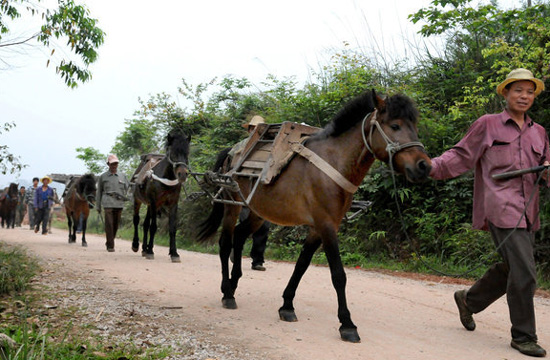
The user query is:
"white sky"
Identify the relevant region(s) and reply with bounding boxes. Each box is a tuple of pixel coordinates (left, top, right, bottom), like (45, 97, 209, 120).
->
(0, 0, 519, 188)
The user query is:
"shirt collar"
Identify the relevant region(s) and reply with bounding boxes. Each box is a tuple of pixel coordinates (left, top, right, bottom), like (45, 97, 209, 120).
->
(500, 109, 533, 127)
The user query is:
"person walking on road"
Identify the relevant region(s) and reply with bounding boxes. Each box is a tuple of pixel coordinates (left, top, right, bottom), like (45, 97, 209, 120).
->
(33, 176, 55, 235)
(430, 68, 548, 357)
(96, 154, 130, 252)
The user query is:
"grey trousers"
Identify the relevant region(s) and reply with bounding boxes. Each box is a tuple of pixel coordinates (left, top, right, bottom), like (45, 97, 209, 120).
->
(27, 204, 35, 227)
(466, 222, 537, 342)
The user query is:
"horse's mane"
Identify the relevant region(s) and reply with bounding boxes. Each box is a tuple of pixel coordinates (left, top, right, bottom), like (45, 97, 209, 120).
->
(312, 91, 418, 140)
(385, 94, 419, 125)
(312, 91, 375, 140)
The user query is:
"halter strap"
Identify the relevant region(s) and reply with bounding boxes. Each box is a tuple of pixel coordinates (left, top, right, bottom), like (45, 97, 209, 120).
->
(362, 109, 425, 160)
(147, 152, 188, 187)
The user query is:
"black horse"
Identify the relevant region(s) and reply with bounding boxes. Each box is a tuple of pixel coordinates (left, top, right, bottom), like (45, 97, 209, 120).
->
(62, 174, 97, 246)
(131, 129, 191, 262)
(0, 183, 18, 229)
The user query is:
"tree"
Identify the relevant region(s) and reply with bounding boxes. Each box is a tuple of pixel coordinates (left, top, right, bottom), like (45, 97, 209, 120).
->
(0, 122, 24, 175)
(75, 146, 106, 174)
(0, 0, 105, 88)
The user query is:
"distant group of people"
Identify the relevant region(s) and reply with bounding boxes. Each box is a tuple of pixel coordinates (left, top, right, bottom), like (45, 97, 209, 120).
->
(14, 176, 59, 235)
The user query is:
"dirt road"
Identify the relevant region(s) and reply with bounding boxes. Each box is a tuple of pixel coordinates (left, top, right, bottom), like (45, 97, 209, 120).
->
(1, 227, 549, 360)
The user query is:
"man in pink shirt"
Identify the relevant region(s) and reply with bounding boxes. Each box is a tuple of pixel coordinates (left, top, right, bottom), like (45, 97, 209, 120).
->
(430, 68, 548, 357)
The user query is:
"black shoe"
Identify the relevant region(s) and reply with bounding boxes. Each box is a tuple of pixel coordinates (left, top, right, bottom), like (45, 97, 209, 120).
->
(251, 264, 266, 271)
(511, 340, 547, 357)
(454, 290, 475, 331)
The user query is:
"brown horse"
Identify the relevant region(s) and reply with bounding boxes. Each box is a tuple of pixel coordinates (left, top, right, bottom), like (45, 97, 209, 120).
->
(131, 128, 191, 262)
(62, 174, 96, 246)
(196, 90, 432, 343)
(0, 183, 18, 229)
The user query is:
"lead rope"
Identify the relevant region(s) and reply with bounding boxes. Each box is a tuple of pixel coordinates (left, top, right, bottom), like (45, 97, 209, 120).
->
(362, 110, 544, 277)
(387, 157, 544, 278)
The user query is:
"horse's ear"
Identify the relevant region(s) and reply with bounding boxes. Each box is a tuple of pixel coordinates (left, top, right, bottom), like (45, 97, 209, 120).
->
(371, 88, 385, 111)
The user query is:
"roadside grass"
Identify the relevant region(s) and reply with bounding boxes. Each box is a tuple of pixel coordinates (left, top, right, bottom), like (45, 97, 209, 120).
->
(0, 241, 173, 360)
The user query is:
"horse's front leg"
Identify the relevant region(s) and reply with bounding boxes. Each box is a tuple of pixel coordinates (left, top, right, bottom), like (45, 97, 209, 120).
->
(141, 206, 155, 260)
(323, 229, 360, 343)
(81, 216, 88, 247)
(67, 213, 74, 243)
(71, 214, 79, 243)
(147, 205, 158, 260)
(141, 206, 151, 257)
(132, 201, 141, 252)
(168, 204, 180, 263)
(279, 231, 321, 323)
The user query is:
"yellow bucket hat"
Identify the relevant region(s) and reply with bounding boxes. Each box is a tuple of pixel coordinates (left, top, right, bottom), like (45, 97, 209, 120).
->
(496, 68, 545, 96)
(242, 115, 265, 129)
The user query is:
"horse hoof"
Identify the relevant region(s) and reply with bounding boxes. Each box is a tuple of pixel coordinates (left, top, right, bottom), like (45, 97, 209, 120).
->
(131, 246, 139, 253)
(278, 309, 298, 322)
(170, 256, 181, 263)
(145, 253, 155, 260)
(82, 242, 88, 247)
(141, 251, 147, 257)
(339, 328, 361, 343)
(222, 298, 237, 309)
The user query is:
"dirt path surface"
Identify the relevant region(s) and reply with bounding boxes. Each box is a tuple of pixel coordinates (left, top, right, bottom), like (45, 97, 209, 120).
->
(2, 227, 550, 360)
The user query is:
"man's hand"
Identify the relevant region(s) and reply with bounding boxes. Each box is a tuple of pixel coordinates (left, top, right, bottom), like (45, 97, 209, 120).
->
(541, 161, 550, 185)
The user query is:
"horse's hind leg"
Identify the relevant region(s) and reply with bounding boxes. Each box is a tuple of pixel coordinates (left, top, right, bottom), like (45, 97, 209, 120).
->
(219, 205, 240, 309)
(168, 205, 180, 263)
(279, 231, 321, 323)
(132, 201, 141, 252)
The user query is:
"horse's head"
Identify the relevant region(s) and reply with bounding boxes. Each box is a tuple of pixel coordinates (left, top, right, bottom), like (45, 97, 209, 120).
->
(166, 129, 191, 184)
(78, 174, 97, 209)
(8, 183, 18, 198)
(365, 91, 431, 182)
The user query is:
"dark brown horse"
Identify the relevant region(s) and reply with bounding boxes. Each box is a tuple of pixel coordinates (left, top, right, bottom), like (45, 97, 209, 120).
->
(131, 129, 191, 262)
(0, 183, 19, 229)
(62, 174, 97, 246)
(197, 90, 432, 343)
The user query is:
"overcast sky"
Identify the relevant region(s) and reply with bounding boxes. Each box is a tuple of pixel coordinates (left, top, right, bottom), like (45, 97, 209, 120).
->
(0, 0, 518, 188)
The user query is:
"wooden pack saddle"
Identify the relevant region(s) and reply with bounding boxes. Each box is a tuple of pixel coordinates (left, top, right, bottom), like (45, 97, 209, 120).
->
(230, 121, 320, 185)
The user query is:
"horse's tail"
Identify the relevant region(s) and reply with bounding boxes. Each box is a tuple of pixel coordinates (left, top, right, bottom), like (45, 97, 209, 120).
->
(213, 147, 232, 173)
(196, 201, 224, 242)
(195, 147, 232, 242)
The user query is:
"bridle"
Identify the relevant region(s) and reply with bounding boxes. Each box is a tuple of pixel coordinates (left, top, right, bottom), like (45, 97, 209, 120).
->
(74, 184, 96, 208)
(149, 149, 190, 187)
(361, 109, 425, 161)
(166, 149, 189, 174)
